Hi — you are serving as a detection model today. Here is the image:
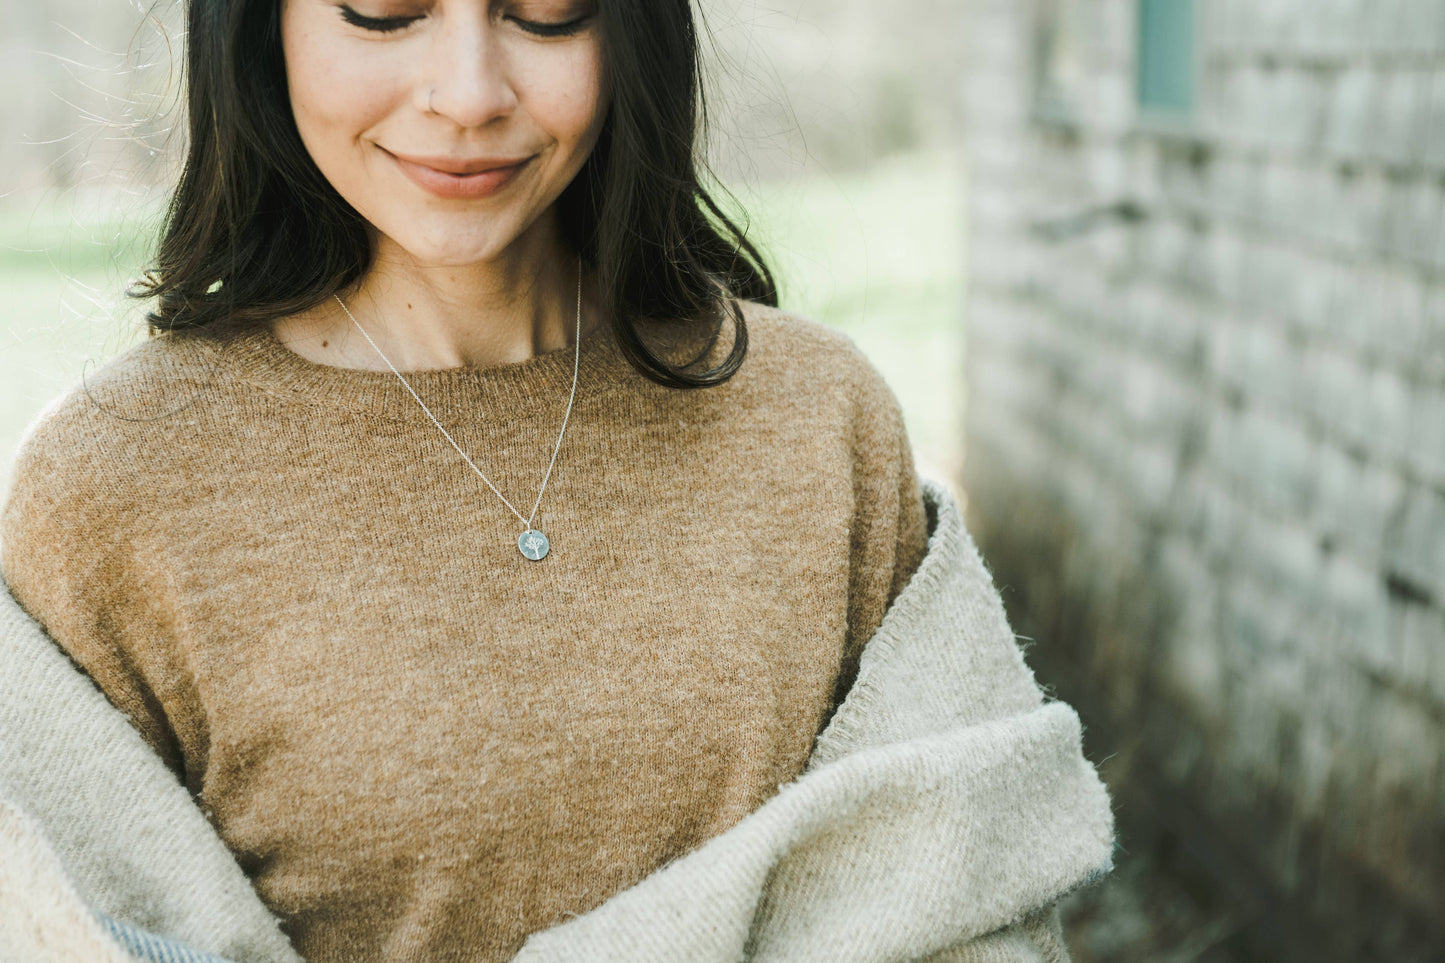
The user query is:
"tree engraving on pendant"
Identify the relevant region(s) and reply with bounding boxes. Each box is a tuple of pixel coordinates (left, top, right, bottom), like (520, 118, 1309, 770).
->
(518, 530, 550, 561)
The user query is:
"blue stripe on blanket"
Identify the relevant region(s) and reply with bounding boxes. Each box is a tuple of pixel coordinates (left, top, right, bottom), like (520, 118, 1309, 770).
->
(93, 912, 237, 963)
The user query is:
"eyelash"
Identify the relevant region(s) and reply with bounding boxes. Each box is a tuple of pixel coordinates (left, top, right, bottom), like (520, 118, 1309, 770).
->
(337, 5, 590, 37)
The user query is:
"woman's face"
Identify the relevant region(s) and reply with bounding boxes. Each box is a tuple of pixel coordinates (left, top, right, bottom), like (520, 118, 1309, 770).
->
(280, 0, 607, 267)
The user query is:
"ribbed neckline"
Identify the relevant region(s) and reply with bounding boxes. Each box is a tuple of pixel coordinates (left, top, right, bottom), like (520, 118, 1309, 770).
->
(213, 316, 625, 422)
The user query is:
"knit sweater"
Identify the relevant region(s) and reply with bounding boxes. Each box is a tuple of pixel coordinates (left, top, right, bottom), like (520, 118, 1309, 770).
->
(0, 301, 929, 962)
(1, 478, 1119, 963)
(2, 477, 1119, 963)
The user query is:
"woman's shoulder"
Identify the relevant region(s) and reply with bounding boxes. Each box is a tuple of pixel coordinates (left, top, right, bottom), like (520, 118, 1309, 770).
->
(731, 299, 903, 413)
(17, 328, 219, 440)
(736, 300, 872, 368)
(4, 330, 221, 517)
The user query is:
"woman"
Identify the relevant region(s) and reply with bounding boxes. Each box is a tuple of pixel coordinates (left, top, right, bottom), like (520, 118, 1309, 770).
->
(0, 0, 1115, 960)
(0, 0, 1121, 954)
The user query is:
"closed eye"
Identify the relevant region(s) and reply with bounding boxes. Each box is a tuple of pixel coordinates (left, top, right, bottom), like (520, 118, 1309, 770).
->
(508, 14, 591, 37)
(338, 4, 423, 32)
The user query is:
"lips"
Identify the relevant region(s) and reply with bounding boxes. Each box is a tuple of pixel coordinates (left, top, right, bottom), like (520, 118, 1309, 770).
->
(383, 148, 534, 200)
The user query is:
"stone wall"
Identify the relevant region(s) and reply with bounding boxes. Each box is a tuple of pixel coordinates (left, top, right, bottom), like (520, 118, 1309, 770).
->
(960, 1, 1444, 959)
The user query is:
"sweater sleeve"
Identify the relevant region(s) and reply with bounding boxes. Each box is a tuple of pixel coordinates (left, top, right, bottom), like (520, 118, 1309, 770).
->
(827, 355, 930, 716)
(0, 396, 193, 786)
(923, 900, 1072, 961)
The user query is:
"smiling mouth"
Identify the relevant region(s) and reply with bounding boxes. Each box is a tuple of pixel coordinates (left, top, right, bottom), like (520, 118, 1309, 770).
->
(383, 148, 534, 200)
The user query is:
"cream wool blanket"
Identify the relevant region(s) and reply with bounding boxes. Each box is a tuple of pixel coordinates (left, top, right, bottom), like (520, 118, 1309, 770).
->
(0, 480, 1117, 962)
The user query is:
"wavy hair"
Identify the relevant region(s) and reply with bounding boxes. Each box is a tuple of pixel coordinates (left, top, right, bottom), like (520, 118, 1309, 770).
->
(133, 0, 776, 388)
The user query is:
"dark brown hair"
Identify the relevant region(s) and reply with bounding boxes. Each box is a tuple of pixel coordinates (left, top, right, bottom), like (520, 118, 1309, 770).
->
(133, 0, 776, 388)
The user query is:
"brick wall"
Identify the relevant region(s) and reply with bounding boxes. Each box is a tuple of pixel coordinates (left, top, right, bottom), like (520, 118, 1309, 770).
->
(960, 1, 1444, 958)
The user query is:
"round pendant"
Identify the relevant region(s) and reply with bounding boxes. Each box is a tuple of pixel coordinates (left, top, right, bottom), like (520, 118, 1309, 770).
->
(518, 529, 550, 561)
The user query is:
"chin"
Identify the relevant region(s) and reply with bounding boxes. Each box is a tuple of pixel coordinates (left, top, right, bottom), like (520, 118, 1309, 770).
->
(387, 230, 516, 268)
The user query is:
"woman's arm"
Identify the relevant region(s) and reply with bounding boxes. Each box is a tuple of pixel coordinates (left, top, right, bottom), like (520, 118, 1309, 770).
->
(1, 393, 193, 786)
(825, 352, 931, 726)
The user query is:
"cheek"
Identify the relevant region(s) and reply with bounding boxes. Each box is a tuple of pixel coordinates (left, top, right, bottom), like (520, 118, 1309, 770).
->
(516, 43, 608, 148)
(282, 20, 403, 153)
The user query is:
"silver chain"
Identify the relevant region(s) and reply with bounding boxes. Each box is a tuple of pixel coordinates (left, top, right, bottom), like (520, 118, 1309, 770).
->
(332, 259, 582, 533)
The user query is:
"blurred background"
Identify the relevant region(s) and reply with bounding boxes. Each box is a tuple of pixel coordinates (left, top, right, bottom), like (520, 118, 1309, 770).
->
(1, 0, 1442, 960)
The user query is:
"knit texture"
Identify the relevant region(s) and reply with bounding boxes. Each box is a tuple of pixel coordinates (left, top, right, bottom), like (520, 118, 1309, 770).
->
(0, 801, 142, 963)
(0, 303, 930, 962)
(0, 583, 301, 963)
(508, 480, 1117, 961)
(0, 480, 1117, 962)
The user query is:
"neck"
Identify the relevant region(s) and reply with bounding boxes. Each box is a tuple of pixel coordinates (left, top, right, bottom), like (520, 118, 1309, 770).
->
(274, 215, 592, 372)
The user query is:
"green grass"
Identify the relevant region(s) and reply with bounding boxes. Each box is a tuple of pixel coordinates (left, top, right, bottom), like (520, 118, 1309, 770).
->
(0, 188, 163, 498)
(0, 150, 965, 498)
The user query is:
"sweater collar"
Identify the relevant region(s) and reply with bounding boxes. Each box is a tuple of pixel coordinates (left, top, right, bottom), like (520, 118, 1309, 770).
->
(210, 315, 625, 422)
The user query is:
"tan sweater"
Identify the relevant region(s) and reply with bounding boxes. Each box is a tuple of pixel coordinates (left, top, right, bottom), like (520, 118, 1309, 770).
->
(0, 301, 928, 962)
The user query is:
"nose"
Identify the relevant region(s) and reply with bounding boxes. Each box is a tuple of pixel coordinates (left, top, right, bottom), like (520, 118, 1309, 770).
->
(424, 15, 519, 127)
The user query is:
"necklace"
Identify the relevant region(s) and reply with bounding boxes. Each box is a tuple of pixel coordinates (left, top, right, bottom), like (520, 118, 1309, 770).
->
(331, 259, 583, 562)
